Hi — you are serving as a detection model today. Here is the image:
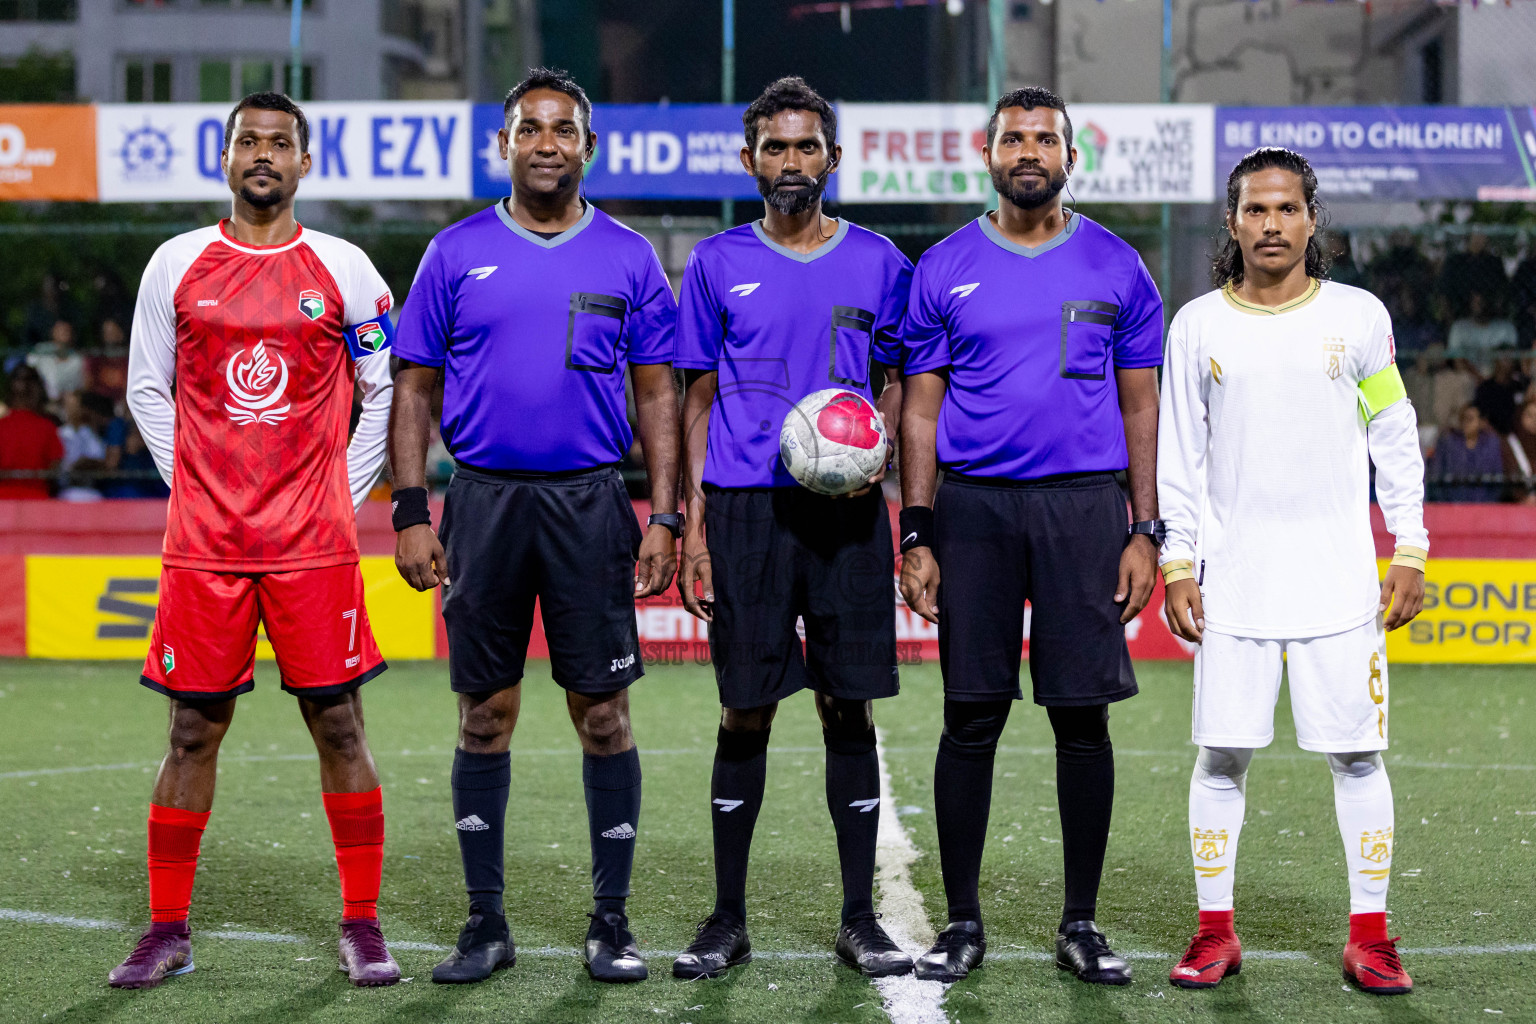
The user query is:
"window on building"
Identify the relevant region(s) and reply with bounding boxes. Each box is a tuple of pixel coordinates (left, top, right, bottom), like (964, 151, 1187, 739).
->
(124, 59, 172, 102)
(1421, 37, 1444, 105)
(0, 0, 78, 20)
(0, 51, 76, 101)
(281, 63, 313, 100)
(199, 60, 232, 101)
(240, 60, 275, 95)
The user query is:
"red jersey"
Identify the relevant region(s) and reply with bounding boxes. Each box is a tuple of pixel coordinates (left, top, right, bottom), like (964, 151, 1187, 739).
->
(127, 221, 395, 572)
(0, 408, 64, 499)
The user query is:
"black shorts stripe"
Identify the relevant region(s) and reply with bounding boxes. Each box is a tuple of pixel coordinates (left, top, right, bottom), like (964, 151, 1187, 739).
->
(138, 676, 257, 703)
(279, 660, 389, 699)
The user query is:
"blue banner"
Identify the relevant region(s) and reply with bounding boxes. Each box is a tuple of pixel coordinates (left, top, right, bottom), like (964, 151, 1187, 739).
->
(472, 103, 761, 200)
(1216, 106, 1536, 201)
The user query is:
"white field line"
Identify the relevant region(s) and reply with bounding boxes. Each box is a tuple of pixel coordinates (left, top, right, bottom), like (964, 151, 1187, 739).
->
(3, 909, 1533, 964)
(7, 745, 1532, 782)
(871, 727, 948, 1024)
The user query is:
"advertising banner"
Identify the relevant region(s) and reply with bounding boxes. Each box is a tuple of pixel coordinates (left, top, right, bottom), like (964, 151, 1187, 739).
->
(1216, 106, 1536, 201)
(0, 105, 97, 201)
(471, 103, 760, 201)
(95, 102, 472, 202)
(1385, 558, 1536, 664)
(24, 556, 437, 660)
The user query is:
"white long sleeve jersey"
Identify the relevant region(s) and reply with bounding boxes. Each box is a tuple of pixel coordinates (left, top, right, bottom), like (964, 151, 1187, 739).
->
(1157, 280, 1428, 639)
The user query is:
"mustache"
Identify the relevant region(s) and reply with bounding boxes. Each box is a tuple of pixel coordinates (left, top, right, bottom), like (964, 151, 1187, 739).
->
(244, 165, 282, 180)
(769, 173, 817, 191)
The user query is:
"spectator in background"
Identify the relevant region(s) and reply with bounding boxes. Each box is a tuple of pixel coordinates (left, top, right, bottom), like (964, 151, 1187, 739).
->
(1473, 357, 1528, 436)
(27, 319, 86, 406)
(88, 317, 130, 401)
(1391, 286, 1441, 358)
(1447, 291, 1519, 390)
(57, 390, 112, 500)
(1511, 251, 1536, 347)
(1424, 345, 1478, 434)
(1503, 399, 1536, 504)
(0, 365, 63, 499)
(1368, 229, 1433, 322)
(1427, 403, 1506, 503)
(1326, 231, 1366, 288)
(88, 269, 134, 332)
(1439, 231, 1507, 321)
(20, 272, 76, 349)
(102, 411, 169, 499)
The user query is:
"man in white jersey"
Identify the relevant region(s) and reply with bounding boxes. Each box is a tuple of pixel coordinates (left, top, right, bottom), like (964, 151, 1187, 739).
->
(1157, 148, 1427, 996)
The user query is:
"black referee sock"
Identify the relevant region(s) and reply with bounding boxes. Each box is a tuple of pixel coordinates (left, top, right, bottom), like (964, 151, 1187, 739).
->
(583, 747, 642, 917)
(710, 725, 770, 922)
(1048, 704, 1115, 930)
(823, 727, 880, 921)
(933, 699, 1011, 925)
(451, 748, 511, 918)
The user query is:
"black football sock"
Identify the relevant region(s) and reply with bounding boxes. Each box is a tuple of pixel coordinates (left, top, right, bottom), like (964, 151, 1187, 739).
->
(583, 746, 642, 918)
(933, 699, 1011, 926)
(451, 748, 510, 918)
(710, 725, 770, 922)
(1048, 704, 1115, 930)
(823, 726, 881, 921)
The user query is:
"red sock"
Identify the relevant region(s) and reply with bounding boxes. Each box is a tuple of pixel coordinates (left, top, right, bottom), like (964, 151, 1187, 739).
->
(1349, 911, 1389, 944)
(1198, 909, 1235, 936)
(147, 804, 210, 925)
(323, 788, 384, 921)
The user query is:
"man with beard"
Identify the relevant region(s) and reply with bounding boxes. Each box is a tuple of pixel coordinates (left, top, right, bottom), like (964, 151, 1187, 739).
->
(670, 76, 914, 980)
(898, 87, 1164, 984)
(111, 92, 399, 989)
(391, 69, 680, 984)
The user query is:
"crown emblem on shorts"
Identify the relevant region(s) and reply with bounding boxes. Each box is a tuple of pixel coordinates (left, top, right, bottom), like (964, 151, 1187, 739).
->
(1193, 827, 1228, 861)
(1360, 828, 1392, 863)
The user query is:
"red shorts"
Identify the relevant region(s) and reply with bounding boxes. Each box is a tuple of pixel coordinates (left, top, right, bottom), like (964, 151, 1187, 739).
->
(140, 563, 386, 701)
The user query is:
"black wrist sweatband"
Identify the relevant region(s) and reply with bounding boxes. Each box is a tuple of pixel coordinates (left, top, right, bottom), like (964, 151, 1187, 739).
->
(391, 486, 431, 532)
(898, 506, 934, 553)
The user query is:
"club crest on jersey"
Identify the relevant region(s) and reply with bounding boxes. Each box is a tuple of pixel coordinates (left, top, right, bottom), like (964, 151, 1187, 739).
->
(354, 321, 387, 353)
(1324, 339, 1345, 380)
(1360, 827, 1392, 863)
(162, 645, 175, 674)
(225, 340, 292, 425)
(298, 289, 325, 321)
(1193, 827, 1228, 861)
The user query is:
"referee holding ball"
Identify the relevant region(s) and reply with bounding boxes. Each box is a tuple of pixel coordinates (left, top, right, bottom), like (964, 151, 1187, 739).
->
(388, 69, 680, 985)
(898, 87, 1164, 984)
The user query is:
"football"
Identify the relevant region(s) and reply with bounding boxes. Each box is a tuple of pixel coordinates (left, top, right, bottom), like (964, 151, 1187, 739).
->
(779, 388, 889, 496)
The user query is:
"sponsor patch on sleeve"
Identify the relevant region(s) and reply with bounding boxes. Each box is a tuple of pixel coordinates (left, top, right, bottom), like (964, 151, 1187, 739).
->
(375, 292, 392, 317)
(344, 315, 395, 359)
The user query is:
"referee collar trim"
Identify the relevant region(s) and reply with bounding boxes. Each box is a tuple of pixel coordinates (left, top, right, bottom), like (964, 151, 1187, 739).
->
(495, 199, 595, 248)
(977, 209, 1079, 258)
(1221, 278, 1321, 316)
(750, 218, 849, 263)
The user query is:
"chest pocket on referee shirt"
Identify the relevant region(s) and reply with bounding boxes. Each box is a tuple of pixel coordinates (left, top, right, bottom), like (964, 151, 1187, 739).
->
(567, 292, 628, 373)
(829, 305, 876, 388)
(1059, 300, 1119, 381)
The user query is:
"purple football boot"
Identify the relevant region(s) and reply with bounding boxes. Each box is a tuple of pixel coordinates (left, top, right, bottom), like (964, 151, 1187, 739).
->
(108, 922, 194, 989)
(338, 919, 401, 987)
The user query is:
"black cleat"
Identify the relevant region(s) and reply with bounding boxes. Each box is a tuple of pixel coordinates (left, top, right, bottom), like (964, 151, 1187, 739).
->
(672, 913, 752, 980)
(835, 913, 914, 978)
(1055, 920, 1132, 986)
(585, 911, 648, 983)
(914, 920, 986, 982)
(432, 910, 515, 984)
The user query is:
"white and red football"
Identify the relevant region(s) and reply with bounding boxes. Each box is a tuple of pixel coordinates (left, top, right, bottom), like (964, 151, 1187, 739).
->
(779, 388, 888, 496)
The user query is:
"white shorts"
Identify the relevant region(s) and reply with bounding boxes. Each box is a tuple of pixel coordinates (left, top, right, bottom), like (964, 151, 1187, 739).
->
(1192, 616, 1389, 753)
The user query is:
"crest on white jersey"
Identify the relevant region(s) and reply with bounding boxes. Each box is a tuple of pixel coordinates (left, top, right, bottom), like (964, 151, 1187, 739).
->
(225, 340, 292, 425)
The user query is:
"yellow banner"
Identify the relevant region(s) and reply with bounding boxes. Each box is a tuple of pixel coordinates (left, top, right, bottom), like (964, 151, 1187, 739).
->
(1380, 558, 1536, 664)
(25, 557, 435, 660)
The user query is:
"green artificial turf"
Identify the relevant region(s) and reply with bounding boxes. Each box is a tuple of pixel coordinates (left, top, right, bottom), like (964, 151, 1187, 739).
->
(0, 659, 1530, 1023)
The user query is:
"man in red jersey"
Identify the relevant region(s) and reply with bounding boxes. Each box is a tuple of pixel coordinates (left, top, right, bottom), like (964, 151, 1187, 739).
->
(110, 93, 400, 990)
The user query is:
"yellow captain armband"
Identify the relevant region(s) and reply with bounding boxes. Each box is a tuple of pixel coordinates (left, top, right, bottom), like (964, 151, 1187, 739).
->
(1160, 559, 1196, 585)
(1357, 363, 1407, 422)
(1390, 546, 1427, 571)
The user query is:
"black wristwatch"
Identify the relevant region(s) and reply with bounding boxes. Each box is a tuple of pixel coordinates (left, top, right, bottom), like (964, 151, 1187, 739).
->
(647, 512, 685, 538)
(1129, 519, 1166, 548)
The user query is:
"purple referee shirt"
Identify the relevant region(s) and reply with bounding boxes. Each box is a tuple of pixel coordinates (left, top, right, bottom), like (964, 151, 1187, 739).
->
(903, 212, 1163, 481)
(394, 201, 677, 472)
(674, 219, 914, 488)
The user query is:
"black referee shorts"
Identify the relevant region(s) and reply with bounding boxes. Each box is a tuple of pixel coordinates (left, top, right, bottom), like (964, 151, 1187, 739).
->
(704, 485, 899, 710)
(439, 463, 644, 696)
(934, 471, 1137, 706)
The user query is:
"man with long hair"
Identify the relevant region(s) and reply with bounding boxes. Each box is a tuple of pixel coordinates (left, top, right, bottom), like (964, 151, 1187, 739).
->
(1159, 147, 1428, 995)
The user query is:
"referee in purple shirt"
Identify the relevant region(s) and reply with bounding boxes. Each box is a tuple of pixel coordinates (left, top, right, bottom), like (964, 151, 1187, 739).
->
(898, 87, 1164, 985)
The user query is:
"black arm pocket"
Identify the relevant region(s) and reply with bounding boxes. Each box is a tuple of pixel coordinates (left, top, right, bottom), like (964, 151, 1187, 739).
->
(567, 292, 628, 372)
(1059, 300, 1118, 380)
(829, 305, 876, 387)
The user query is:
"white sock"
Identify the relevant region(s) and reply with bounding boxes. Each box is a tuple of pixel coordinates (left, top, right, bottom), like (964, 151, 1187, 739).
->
(1189, 747, 1253, 912)
(1329, 752, 1393, 914)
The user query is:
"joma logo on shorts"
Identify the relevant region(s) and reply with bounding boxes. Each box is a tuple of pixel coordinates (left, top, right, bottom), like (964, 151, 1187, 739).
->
(610, 652, 636, 672)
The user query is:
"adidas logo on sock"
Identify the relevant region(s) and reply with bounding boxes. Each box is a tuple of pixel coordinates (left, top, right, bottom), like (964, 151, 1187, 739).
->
(601, 822, 637, 840)
(455, 814, 490, 832)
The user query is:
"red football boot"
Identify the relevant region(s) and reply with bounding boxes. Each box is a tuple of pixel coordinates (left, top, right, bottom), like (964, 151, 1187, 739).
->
(1343, 913, 1412, 995)
(1169, 911, 1242, 989)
